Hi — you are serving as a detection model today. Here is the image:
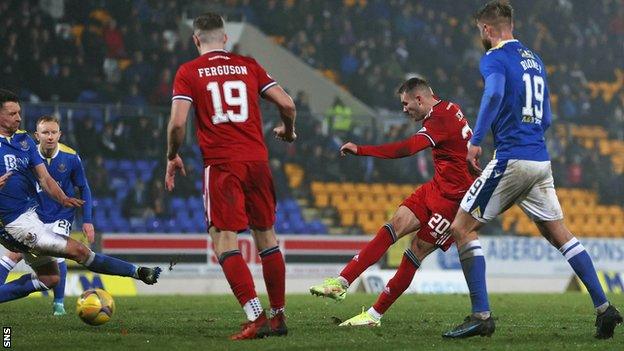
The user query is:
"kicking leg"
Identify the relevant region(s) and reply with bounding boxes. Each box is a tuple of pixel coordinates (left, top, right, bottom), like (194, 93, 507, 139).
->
(536, 219, 622, 339)
(58, 237, 161, 285)
(340, 238, 436, 327)
(0, 251, 23, 284)
(310, 205, 420, 301)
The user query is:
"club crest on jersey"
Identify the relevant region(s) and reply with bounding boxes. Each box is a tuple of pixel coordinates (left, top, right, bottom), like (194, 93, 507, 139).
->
(518, 48, 535, 59)
(25, 232, 37, 244)
(57, 163, 67, 173)
(20, 140, 30, 151)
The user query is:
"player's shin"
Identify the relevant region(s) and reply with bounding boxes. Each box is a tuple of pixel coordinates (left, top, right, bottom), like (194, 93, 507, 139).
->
(219, 250, 263, 321)
(372, 249, 420, 318)
(52, 260, 67, 304)
(340, 223, 397, 284)
(458, 240, 490, 318)
(259, 246, 285, 316)
(0, 273, 50, 303)
(80, 250, 137, 277)
(559, 238, 609, 312)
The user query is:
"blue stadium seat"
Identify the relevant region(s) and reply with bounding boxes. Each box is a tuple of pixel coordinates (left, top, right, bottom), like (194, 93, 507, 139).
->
(103, 160, 117, 171)
(275, 221, 291, 234)
(188, 197, 203, 210)
(118, 160, 134, 172)
(135, 160, 149, 170)
(171, 198, 186, 211)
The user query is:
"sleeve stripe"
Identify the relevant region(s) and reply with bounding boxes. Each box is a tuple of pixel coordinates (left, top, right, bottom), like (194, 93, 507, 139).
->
(172, 95, 193, 102)
(260, 81, 277, 94)
(416, 132, 436, 147)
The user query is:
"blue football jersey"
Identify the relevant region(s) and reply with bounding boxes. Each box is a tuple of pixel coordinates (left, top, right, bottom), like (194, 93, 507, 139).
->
(0, 131, 43, 225)
(36, 143, 92, 224)
(476, 39, 551, 161)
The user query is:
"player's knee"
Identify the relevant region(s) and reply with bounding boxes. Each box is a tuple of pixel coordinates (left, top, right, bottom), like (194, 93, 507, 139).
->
(38, 274, 59, 289)
(448, 223, 466, 240)
(65, 240, 91, 263)
(7, 251, 23, 263)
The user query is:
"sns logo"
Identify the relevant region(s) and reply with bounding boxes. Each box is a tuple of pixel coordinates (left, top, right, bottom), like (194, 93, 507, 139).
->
(4, 154, 17, 173)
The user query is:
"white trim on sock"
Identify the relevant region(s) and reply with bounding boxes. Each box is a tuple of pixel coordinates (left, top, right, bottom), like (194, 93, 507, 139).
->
(596, 301, 610, 314)
(0, 257, 16, 270)
(564, 243, 585, 260)
(30, 274, 50, 291)
(367, 307, 382, 321)
(558, 237, 579, 254)
(84, 250, 96, 266)
(270, 307, 285, 318)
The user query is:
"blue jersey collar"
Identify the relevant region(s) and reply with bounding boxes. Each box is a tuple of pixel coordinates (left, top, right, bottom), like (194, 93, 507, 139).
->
(488, 39, 519, 52)
(38, 144, 59, 160)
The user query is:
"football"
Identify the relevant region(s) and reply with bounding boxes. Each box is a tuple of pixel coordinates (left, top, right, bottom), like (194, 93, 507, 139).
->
(76, 289, 116, 326)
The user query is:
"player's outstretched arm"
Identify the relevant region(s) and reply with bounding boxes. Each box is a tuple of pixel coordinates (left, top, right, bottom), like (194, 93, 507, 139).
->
(264, 85, 297, 142)
(33, 164, 84, 207)
(355, 134, 431, 159)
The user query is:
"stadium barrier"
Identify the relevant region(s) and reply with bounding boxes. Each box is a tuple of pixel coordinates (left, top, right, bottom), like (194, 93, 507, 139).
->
(3, 235, 622, 295)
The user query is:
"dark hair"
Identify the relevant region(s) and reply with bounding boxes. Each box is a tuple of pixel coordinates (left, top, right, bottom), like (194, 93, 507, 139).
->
(36, 115, 60, 127)
(193, 12, 225, 32)
(474, 1, 513, 27)
(0, 89, 19, 106)
(397, 77, 431, 95)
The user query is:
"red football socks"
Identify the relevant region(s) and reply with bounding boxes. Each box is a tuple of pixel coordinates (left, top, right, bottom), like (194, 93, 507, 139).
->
(259, 246, 286, 310)
(372, 249, 420, 314)
(219, 250, 258, 306)
(340, 224, 397, 284)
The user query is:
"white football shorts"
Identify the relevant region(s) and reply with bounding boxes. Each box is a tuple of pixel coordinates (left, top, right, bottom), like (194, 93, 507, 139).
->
(460, 159, 564, 223)
(3, 208, 70, 268)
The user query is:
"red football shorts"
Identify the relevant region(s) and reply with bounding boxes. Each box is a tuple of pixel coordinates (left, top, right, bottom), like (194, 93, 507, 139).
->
(401, 182, 460, 251)
(203, 161, 276, 232)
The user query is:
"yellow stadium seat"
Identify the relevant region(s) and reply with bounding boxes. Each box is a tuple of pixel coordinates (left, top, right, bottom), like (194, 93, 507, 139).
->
(385, 184, 402, 195)
(354, 183, 370, 194)
(320, 182, 339, 195)
(314, 193, 329, 208)
(341, 210, 356, 226)
(341, 182, 356, 194)
(311, 181, 324, 194)
(370, 183, 386, 195)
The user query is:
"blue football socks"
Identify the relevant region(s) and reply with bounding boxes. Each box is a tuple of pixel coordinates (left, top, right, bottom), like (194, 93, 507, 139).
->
(459, 240, 491, 317)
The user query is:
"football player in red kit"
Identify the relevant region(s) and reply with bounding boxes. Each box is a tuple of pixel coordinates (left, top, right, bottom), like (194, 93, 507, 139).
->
(310, 77, 475, 326)
(165, 13, 296, 340)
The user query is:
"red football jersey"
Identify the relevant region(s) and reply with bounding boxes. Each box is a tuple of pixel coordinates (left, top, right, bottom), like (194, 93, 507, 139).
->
(419, 101, 475, 200)
(357, 100, 475, 200)
(172, 49, 277, 166)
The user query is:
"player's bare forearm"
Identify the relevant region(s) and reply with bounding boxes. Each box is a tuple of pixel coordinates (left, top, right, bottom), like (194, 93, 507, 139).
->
(167, 124, 185, 160)
(264, 85, 296, 133)
(280, 107, 296, 133)
(167, 99, 191, 160)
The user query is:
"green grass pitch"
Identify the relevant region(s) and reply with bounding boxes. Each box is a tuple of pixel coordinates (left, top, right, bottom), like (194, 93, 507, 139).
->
(2, 293, 623, 350)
